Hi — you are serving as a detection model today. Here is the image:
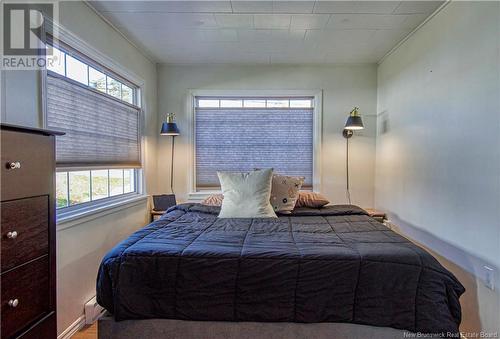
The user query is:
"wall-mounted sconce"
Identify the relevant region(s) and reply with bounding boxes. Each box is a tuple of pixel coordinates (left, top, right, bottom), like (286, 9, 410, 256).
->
(342, 107, 364, 139)
(342, 107, 364, 204)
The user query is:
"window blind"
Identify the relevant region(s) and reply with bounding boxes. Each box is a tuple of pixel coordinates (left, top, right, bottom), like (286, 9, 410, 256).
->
(195, 101, 313, 189)
(46, 74, 141, 168)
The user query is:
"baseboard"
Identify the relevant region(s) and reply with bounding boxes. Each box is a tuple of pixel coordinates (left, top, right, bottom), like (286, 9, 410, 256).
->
(58, 314, 86, 339)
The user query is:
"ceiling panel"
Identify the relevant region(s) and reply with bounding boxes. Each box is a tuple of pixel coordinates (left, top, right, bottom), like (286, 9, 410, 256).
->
(215, 14, 254, 28)
(89, 1, 233, 13)
(290, 14, 330, 29)
(353, 1, 402, 14)
(237, 29, 306, 42)
(393, 1, 444, 14)
(327, 14, 409, 30)
(305, 29, 376, 44)
(313, 1, 360, 14)
(272, 1, 315, 13)
(104, 12, 218, 29)
(88, 0, 444, 64)
(254, 14, 291, 29)
(232, 1, 273, 13)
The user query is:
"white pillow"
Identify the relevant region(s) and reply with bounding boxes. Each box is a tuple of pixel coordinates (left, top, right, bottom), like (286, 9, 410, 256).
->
(217, 169, 277, 218)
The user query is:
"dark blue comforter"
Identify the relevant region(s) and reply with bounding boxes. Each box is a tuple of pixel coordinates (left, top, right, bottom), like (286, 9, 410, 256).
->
(96, 203, 464, 335)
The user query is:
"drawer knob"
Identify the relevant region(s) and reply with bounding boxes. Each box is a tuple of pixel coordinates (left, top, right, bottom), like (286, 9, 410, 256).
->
(6, 161, 21, 170)
(6, 231, 18, 239)
(8, 299, 19, 308)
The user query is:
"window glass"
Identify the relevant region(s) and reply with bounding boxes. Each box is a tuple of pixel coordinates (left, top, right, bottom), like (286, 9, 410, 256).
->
(47, 46, 65, 75)
(89, 67, 106, 92)
(121, 84, 133, 104)
(290, 99, 313, 108)
(66, 55, 88, 85)
(124, 169, 135, 193)
(109, 169, 124, 196)
(266, 99, 289, 108)
(220, 99, 243, 108)
(47, 43, 138, 107)
(107, 77, 122, 99)
(243, 99, 266, 108)
(197, 99, 219, 108)
(56, 172, 68, 208)
(56, 169, 137, 209)
(91, 170, 108, 200)
(69, 171, 90, 205)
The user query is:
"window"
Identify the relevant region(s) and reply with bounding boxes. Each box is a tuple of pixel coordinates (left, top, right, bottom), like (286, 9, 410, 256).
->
(45, 39, 142, 212)
(46, 44, 137, 105)
(56, 169, 136, 209)
(195, 96, 314, 190)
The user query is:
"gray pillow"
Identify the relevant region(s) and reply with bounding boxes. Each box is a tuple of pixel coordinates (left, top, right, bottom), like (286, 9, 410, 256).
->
(217, 169, 277, 218)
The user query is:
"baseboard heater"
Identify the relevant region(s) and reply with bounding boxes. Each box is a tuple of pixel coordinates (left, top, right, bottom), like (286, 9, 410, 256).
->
(85, 296, 106, 325)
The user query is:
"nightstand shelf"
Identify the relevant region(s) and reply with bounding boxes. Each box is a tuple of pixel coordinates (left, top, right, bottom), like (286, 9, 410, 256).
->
(364, 208, 387, 223)
(151, 210, 166, 221)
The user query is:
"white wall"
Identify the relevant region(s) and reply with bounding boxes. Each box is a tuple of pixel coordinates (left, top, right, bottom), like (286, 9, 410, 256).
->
(157, 64, 378, 207)
(1, 1, 158, 335)
(376, 1, 500, 333)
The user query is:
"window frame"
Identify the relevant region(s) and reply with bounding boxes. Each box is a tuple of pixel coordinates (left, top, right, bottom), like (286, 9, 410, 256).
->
(186, 90, 323, 201)
(45, 37, 141, 108)
(41, 22, 147, 224)
(55, 168, 139, 211)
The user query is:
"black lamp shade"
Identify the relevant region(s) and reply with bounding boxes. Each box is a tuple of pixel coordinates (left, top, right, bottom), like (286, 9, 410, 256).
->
(344, 115, 364, 130)
(160, 122, 180, 135)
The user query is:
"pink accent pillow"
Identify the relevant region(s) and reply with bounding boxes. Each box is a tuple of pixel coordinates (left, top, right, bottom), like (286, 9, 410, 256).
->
(201, 193, 224, 206)
(295, 192, 330, 208)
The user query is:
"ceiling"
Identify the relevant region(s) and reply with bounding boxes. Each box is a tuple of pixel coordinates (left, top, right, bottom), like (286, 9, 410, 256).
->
(88, 1, 444, 64)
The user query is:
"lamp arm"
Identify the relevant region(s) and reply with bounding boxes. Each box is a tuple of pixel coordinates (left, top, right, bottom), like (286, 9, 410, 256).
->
(170, 136, 175, 194)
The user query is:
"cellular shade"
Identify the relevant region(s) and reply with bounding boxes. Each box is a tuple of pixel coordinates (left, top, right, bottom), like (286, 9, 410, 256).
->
(195, 102, 313, 189)
(46, 75, 141, 168)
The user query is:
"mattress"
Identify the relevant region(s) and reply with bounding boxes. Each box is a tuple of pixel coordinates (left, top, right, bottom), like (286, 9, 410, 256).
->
(96, 203, 464, 335)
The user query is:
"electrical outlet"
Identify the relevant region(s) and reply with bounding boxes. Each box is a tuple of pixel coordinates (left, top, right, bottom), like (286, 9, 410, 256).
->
(484, 266, 495, 290)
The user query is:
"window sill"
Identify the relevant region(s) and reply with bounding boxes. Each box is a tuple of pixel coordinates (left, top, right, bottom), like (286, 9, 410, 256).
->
(56, 194, 149, 231)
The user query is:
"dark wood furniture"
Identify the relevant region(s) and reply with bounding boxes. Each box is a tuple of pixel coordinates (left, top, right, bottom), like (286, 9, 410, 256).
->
(1, 124, 63, 339)
(150, 194, 176, 221)
(151, 210, 167, 222)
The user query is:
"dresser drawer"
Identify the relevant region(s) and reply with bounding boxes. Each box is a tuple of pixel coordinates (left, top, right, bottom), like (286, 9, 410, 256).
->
(16, 313, 56, 339)
(1, 257, 51, 339)
(1, 197, 49, 272)
(1, 130, 54, 201)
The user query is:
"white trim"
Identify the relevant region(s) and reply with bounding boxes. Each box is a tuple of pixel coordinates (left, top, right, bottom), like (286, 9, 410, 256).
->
(45, 18, 145, 88)
(41, 18, 149, 196)
(377, 1, 451, 65)
(57, 194, 148, 231)
(186, 89, 323, 195)
(57, 314, 86, 339)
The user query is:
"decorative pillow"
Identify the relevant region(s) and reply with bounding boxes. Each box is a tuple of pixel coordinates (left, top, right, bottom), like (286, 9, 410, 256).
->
(270, 174, 304, 213)
(217, 168, 276, 218)
(201, 193, 224, 206)
(295, 192, 330, 208)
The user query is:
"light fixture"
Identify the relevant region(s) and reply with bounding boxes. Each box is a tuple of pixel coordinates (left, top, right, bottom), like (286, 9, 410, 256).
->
(160, 113, 180, 195)
(342, 107, 364, 139)
(160, 113, 180, 136)
(342, 107, 364, 204)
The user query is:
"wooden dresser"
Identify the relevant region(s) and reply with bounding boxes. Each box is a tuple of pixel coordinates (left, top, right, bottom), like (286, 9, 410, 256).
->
(1, 124, 63, 339)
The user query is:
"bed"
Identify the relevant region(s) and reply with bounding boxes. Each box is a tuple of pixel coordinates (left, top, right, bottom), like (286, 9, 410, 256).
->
(96, 203, 464, 338)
